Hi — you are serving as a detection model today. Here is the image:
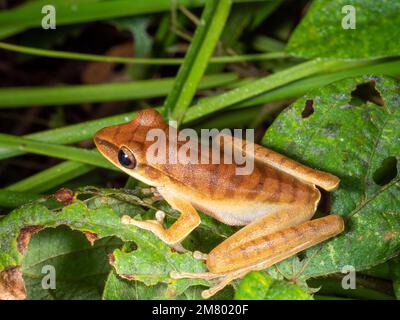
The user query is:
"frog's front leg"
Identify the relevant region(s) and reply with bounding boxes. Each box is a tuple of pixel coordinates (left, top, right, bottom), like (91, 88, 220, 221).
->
(171, 213, 344, 299)
(121, 190, 201, 245)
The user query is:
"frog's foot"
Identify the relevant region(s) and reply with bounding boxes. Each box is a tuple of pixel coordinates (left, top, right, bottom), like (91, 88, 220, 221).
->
(121, 194, 201, 247)
(121, 210, 166, 232)
(121, 214, 169, 241)
(155, 210, 166, 223)
(121, 214, 162, 229)
(170, 269, 247, 299)
(193, 251, 208, 260)
(121, 214, 188, 252)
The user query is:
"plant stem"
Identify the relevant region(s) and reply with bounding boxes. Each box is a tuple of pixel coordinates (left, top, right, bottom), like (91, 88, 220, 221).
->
(0, 42, 287, 65)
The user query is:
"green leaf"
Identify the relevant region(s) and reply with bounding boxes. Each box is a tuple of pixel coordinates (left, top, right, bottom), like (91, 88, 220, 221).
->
(109, 248, 207, 299)
(103, 271, 171, 300)
(103, 270, 214, 300)
(393, 274, 400, 299)
(234, 271, 312, 300)
(22, 227, 121, 299)
(5, 161, 94, 194)
(286, 0, 400, 59)
(0, 188, 208, 299)
(112, 16, 153, 79)
(262, 75, 400, 280)
(389, 257, 400, 299)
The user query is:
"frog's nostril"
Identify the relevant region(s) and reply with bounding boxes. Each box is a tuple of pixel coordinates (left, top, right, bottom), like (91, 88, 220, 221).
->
(94, 136, 102, 147)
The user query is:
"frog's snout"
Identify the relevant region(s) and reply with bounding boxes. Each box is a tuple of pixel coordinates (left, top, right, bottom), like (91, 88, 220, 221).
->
(93, 126, 119, 157)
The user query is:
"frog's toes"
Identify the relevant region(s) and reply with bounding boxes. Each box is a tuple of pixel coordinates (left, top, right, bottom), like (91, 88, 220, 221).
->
(155, 210, 166, 223)
(169, 271, 221, 280)
(121, 215, 162, 229)
(121, 215, 133, 225)
(193, 251, 208, 260)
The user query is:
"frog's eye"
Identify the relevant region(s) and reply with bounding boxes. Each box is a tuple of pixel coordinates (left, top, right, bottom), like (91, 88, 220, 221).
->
(118, 147, 136, 169)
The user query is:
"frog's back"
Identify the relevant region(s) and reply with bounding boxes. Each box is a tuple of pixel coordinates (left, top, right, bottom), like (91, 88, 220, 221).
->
(157, 159, 317, 203)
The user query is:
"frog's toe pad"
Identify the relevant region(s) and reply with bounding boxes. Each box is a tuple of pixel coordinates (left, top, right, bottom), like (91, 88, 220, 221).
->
(121, 215, 161, 229)
(193, 251, 208, 260)
(121, 215, 133, 225)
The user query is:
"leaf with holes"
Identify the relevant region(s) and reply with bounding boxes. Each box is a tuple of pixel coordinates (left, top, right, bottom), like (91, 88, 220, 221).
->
(262, 75, 400, 280)
(286, 0, 400, 59)
(0, 190, 208, 299)
(22, 227, 121, 300)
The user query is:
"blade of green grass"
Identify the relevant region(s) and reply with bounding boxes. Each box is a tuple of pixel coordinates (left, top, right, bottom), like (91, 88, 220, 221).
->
(0, 57, 398, 161)
(164, 0, 232, 124)
(0, 73, 237, 108)
(0, 189, 42, 208)
(2, 57, 400, 203)
(252, 35, 286, 52)
(0, 0, 264, 39)
(0, 133, 115, 170)
(0, 111, 144, 160)
(0, 42, 287, 65)
(235, 58, 400, 108)
(180, 58, 368, 123)
(5, 160, 94, 193)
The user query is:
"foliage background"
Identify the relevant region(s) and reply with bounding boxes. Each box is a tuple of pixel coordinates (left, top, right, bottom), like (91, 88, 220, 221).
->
(0, 0, 399, 300)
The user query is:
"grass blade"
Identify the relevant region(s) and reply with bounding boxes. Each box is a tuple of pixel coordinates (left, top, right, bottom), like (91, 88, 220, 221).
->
(0, 0, 263, 39)
(0, 73, 237, 108)
(5, 161, 94, 193)
(164, 0, 232, 124)
(0, 133, 115, 170)
(181, 58, 391, 123)
(0, 58, 398, 160)
(0, 189, 42, 208)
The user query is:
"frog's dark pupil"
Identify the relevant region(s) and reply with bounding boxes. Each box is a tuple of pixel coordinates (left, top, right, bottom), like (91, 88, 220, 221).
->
(118, 149, 132, 167)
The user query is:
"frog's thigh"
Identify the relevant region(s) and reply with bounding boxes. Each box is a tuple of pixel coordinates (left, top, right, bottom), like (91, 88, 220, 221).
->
(122, 191, 200, 245)
(208, 204, 316, 257)
(172, 214, 344, 298)
(217, 133, 340, 191)
(207, 214, 344, 274)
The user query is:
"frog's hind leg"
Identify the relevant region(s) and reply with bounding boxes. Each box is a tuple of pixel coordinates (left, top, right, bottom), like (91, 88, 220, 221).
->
(216, 133, 340, 191)
(171, 214, 344, 299)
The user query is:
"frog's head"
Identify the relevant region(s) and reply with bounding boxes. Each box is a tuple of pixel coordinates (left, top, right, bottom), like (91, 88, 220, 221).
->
(94, 108, 168, 184)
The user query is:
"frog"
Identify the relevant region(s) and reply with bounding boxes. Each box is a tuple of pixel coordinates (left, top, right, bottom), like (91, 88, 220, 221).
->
(94, 108, 344, 298)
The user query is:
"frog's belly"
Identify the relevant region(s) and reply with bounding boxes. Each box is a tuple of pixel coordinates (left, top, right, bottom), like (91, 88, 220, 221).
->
(191, 198, 289, 226)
